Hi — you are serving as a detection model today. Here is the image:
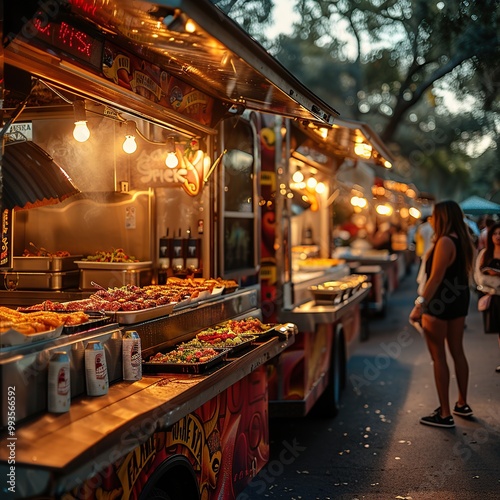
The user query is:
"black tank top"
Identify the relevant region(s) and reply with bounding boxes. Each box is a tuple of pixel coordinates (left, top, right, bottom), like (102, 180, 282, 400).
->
(425, 236, 470, 319)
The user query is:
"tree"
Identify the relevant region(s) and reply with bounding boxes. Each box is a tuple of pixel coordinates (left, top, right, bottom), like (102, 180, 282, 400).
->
(213, 0, 500, 200)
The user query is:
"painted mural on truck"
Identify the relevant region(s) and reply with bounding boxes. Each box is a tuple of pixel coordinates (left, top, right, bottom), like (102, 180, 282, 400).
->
(63, 369, 268, 500)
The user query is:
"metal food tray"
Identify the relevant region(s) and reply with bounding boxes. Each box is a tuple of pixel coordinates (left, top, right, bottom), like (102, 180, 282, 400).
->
(181, 334, 258, 356)
(75, 260, 153, 270)
(220, 320, 278, 339)
(104, 302, 176, 325)
(143, 348, 229, 374)
(13, 255, 83, 272)
(62, 313, 111, 335)
(0, 325, 64, 349)
(1, 270, 80, 290)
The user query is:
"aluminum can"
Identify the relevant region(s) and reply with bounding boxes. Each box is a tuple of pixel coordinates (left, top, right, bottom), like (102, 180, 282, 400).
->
(85, 341, 109, 396)
(48, 351, 70, 413)
(122, 330, 142, 381)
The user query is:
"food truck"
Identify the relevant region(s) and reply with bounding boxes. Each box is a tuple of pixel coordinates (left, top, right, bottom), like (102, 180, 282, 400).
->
(0, 1, 393, 498)
(255, 116, 395, 416)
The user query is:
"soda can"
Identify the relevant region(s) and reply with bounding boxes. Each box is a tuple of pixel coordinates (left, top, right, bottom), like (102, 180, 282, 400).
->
(85, 341, 109, 396)
(122, 330, 142, 381)
(48, 351, 71, 413)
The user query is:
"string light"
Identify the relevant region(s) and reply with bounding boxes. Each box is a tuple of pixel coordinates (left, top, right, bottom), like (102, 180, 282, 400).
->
(165, 136, 179, 168)
(122, 121, 137, 154)
(73, 100, 90, 142)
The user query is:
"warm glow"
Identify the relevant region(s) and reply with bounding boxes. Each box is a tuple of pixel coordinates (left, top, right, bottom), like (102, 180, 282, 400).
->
(383, 160, 392, 169)
(315, 182, 326, 194)
(185, 19, 196, 33)
(409, 207, 421, 219)
(123, 135, 137, 154)
(319, 127, 329, 139)
(73, 121, 90, 142)
(351, 196, 368, 208)
(376, 203, 393, 216)
(292, 170, 304, 183)
(306, 177, 317, 189)
(354, 142, 372, 159)
(400, 207, 409, 218)
(165, 152, 179, 168)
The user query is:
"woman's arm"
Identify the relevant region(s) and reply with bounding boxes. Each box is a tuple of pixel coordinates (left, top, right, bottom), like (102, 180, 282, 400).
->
(475, 248, 500, 293)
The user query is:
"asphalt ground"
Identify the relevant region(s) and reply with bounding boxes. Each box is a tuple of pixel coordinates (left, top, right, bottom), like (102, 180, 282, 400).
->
(239, 265, 500, 500)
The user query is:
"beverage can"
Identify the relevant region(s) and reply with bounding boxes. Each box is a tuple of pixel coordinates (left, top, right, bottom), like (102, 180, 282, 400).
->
(122, 330, 142, 381)
(48, 351, 71, 413)
(85, 341, 109, 396)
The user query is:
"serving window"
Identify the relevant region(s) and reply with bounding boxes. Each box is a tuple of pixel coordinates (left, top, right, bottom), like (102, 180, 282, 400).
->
(219, 117, 259, 279)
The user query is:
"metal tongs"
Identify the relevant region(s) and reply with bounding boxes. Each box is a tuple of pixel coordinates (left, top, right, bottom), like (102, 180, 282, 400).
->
(29, 241, 51, 257)
(90, 281, 108, 292)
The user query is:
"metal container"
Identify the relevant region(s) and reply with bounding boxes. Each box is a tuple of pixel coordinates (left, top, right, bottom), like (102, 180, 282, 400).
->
(1, 270, 80, 291)
(122, 330, 142, 381)
(79, 268, 153, 290)
(12, 255, 83, 272)
(47, 351, 71, 413)
(0, 324, 122, 427)
(85, 341, 109, 396)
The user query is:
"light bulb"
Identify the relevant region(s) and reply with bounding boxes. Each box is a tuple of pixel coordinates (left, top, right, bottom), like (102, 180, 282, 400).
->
(73, 121, 90, 142)
(292, 170, 304, 183)
(165, 152, 179, 168)
(123, 135, 137, 154)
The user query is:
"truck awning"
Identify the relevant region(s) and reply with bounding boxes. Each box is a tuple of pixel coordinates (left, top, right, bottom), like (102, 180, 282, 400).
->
(4, 0, 339, 135)
(292, 118, 395, 171)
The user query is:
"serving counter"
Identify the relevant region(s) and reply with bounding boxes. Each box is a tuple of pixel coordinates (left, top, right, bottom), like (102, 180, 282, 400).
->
(0, 331, 294, 498)
(0, 285, 298, 498)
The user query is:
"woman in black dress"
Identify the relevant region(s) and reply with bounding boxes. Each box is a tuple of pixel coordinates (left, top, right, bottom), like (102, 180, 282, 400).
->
(409, 200, 475, 428)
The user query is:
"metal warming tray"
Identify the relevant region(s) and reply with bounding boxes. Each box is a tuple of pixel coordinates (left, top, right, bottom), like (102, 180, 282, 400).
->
(1, 270, 80, 290)
(79, 268, 153, 290)
(12, 255, 83, 272)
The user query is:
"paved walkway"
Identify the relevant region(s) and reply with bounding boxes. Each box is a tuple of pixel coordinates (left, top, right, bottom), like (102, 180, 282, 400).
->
(239, 266, 500, 499)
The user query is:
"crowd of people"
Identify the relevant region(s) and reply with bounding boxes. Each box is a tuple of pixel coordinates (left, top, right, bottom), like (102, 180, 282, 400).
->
(409, 202, 500, 428)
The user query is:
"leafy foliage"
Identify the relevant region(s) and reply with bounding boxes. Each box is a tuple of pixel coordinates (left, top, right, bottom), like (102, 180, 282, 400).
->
(213, 0, 500, 200)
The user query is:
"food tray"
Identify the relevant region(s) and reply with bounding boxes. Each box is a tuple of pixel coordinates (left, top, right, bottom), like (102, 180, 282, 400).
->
(308, 283, 351, 304)
(182, 333, 258, 355)
(75, 260, 153, 270)
(0, 325, 63, 349)
(143, 348, 229, 374)
(104, 302, 176, 325)
(13, 255, 83, 272)
(62, 312, 111, 335)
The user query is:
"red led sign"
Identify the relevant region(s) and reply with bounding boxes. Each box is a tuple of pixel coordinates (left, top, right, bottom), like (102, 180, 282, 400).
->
(32, 18, 103, 70)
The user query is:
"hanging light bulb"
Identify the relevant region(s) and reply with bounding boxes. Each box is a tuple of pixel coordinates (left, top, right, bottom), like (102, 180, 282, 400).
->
(122, 121, 137, 154)
(165, 136, 179, 168)
(72, 100, 90, 142)
(165, 152, 179, 168)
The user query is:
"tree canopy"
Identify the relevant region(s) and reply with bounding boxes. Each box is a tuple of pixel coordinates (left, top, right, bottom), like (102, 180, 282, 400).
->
(211, 0, 500, 202)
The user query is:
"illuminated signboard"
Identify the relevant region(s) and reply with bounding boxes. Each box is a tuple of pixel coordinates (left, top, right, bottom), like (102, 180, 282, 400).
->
(31, 17, 103, 70)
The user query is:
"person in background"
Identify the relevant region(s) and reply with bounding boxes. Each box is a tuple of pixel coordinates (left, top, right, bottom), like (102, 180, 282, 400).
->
(477, 217, 495, 251)
(409, 200, 475, 428)
(371, 221, 395, 252)
(474, 221, 500, 373)
(415, 215, 434, 259)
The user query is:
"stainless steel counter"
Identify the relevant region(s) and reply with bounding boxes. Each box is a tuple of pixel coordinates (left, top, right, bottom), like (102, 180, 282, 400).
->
(279, 283, 371, 332)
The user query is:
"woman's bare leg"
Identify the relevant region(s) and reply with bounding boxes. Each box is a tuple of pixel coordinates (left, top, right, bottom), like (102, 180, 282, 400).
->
(446, 316, 468, 406)
(422, 314, 451, 417)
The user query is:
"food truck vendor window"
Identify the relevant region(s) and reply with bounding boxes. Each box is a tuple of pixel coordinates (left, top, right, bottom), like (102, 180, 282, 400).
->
(220, 118, 259, 278)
